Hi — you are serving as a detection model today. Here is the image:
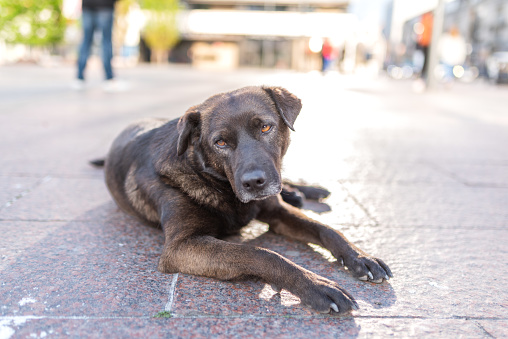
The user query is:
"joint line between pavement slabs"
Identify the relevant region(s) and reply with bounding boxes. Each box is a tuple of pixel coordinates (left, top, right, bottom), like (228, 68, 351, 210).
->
(165, 273, 179, 313)
(0, 315, 506, 321)
(3, 175, 52, 209)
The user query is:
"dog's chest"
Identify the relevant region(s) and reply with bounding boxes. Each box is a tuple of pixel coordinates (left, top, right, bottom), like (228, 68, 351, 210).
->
(214, 201, 259, 236)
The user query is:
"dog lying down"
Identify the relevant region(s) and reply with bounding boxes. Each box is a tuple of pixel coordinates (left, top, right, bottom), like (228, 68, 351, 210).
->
(97, 86, 392, 314)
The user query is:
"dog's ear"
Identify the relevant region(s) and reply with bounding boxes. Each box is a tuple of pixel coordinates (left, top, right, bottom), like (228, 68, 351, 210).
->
(262, 86, 302, 131)
(177, 109, 201, 156)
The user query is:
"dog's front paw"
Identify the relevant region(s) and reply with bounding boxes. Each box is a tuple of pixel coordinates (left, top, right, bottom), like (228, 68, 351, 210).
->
(342, 254, 393, 284)
(294, 274, 358, 314)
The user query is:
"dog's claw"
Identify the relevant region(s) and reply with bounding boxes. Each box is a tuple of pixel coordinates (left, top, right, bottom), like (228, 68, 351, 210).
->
(385, 274, 389, 281)
(367, 271, 374, 280)
(372, 278, 383, 284)
(330, 303, 339, 313)
(358, 275, 368, 281)
(340, 258, 344, 266)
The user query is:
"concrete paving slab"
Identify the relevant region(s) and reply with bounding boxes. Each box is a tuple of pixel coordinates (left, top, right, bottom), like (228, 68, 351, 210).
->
(340, 227, 508, 319)
(0, 316, 491, 338)
(342, 183, 508, 229)
(0, 126, 107, 178)
(283, 158, 459, 188)
(431, 163, 508, 188)
(0, 221, 67, 271)
(299, 182, 376, 227)
(0, 176, 43, 208)
(0, 220, 166, 318)
(168, 225, 507, 319)
(477, 320, 508, 338)
(337, 161, 458, 185)
(0, 176, 111, 222)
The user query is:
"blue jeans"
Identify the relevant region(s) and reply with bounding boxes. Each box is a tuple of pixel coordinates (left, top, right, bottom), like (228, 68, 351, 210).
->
(442, 63, 455, 82)
(77, 8, 114, 80)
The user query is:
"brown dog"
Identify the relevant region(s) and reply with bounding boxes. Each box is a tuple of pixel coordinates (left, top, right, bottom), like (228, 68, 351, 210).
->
(103, 86, 392, 314)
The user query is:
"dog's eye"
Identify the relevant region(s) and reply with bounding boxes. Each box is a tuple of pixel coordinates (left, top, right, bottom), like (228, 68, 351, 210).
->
(216, 140, 227, 147)
(261, 125, 272, 133)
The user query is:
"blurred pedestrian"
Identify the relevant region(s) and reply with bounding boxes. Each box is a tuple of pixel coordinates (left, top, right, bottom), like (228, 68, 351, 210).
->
(72, 0, 119, 91)
(416, 12, 433, 81)
(121, 3, 144, 67)
(438, 26, 467, 83)
(321, 38, 334, 73)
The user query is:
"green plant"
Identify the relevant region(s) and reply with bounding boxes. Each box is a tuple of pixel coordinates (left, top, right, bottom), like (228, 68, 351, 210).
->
(0, 0, 65, 46)
(141, 0, 178, 12)
(140, 0, 179, 63)
(153, 311, 172, 318)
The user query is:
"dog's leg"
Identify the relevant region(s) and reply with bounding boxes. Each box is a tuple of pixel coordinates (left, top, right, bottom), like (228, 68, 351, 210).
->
(156, 199, 358, 314)
(257, 196, 393, 284)
(280, 184, 304, 208)
(283, 182, 331, 201)
(159, 235, 358, 314)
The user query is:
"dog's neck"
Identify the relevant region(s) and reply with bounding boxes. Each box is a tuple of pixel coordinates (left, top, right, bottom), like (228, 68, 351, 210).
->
(193, 150, 229, 183)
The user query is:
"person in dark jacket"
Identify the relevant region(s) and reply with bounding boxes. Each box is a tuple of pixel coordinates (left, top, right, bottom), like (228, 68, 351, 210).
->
(74, 0, 118, 90)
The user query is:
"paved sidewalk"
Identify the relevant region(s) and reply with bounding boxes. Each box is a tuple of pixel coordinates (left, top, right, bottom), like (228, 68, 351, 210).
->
(0, 64, 507, 338)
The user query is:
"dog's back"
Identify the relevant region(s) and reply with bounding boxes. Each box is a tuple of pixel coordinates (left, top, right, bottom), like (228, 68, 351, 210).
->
(105, 118, 171, 225)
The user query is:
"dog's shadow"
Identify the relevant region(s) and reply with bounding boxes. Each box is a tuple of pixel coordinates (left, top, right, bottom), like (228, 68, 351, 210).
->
(34, 200, 393, 325)
(224, 218, 397, 313)
(86, 199, 395, 319)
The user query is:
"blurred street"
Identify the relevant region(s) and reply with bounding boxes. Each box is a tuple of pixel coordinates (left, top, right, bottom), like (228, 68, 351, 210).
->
(0, 64, 507, 338)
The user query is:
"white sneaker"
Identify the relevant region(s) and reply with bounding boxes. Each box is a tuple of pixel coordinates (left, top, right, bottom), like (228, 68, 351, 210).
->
(71, 79, 85, 90)
(102, 79, 128, 92)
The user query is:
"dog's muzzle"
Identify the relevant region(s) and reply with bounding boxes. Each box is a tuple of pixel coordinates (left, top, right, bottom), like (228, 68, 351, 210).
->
(235, 169, 281, 203)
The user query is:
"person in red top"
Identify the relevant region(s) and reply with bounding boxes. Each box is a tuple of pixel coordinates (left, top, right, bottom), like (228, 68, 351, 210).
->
(321, 38, 334, 73)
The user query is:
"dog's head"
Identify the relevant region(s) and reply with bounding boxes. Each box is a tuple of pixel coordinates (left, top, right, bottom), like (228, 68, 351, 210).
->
(176, 86, 301, 203)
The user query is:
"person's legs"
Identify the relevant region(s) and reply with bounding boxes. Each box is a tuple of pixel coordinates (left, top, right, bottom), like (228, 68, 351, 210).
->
(322, 57, 331, 72)
(443, 63, 455, 83)
(77, 9, 96, 80)
(96, 8, 114, 80)
(417, 45, 428, 80)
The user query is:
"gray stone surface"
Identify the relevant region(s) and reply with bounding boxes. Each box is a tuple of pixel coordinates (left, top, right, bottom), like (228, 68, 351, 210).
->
(0, 64, 506, 338)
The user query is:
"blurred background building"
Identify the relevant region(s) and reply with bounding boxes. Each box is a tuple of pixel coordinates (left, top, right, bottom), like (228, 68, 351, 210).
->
(174, 0, 356, 71)
(0, 0, 507, 83)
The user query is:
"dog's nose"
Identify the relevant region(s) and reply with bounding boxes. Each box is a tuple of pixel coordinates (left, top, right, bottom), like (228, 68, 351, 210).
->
(241, 170, 267, 191)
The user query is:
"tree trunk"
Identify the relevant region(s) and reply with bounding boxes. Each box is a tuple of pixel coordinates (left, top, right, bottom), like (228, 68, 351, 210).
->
(151, 49, 168, 64)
